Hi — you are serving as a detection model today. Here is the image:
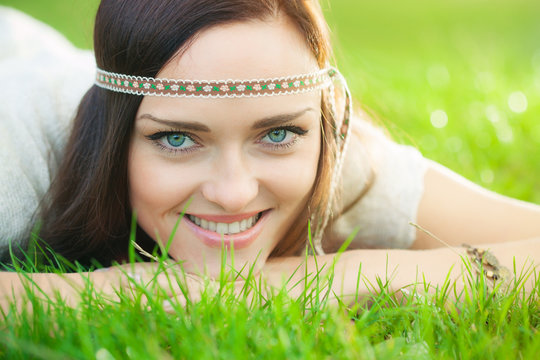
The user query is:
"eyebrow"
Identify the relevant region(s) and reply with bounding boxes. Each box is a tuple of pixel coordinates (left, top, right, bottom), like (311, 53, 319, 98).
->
(137, 114, 211, 132)
(252, 107, 316, 129)
(137, 107, 316, 131)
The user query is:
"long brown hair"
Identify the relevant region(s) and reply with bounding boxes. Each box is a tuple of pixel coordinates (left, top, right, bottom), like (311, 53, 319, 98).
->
(39, 0, 339, 266)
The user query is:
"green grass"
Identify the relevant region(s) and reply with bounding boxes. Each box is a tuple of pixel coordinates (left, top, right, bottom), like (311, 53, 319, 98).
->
(1, 250, 540, 359)
(1, 0, 540, 358)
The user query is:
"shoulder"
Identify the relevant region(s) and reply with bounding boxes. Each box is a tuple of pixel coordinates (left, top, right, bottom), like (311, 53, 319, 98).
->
(323, 116, 429, 252)
(0, 7, 95, 256)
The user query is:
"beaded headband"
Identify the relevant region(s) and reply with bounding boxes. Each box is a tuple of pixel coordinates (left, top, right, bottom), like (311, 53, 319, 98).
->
(95, 67, 338, 98)
(95, 66, 352, 255)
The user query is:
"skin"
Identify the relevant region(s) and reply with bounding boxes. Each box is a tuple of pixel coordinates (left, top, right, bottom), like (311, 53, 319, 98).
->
(128, 17, 321, 277)
(2, 16, 540, 313)
(415, 161, 540, 248)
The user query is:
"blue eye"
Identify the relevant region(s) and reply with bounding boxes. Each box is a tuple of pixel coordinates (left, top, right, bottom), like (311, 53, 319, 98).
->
(259, 126, 308, 150)
(166, 133, 186, 147)
(146, 131, 199, 154)
(267, 129, 287, 143)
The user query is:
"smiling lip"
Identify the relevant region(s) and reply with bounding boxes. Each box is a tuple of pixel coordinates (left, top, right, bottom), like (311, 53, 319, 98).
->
(183, 210, 270, 249)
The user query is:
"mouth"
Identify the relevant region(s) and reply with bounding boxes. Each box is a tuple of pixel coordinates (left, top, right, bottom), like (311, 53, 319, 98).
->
(183, 210, 270, 249)
(186, 212, 262, 235)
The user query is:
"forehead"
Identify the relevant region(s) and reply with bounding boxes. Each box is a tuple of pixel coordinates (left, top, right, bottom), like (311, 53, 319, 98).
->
(158, 16, 319, 81)
(136, 17, 322, 124)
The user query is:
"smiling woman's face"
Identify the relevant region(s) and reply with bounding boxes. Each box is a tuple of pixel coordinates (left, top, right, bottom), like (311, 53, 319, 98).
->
(128, 16, 321, 276)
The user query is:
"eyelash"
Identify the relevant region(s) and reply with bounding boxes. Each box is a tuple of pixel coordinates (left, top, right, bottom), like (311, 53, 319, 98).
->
(145, 125, 309, 155)
(145, 130, 200, 155)
(258, 125, 308, 151)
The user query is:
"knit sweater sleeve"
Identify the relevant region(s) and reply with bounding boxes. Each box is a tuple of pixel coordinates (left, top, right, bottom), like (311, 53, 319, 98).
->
(323, 118, 428, 252)
(0, 7, 94, 258)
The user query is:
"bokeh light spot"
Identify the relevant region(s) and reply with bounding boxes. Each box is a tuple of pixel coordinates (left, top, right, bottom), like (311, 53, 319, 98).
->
(430, 109, 448, 128)
(496, 125, 514, 143)
(480, 169, 494, 184)
(445, 136, 463, 153)
(507, 91, 528, 114)
(485, 105, 500, 123)
(95, 348, 115, 360)
(426, 65, 450, 89)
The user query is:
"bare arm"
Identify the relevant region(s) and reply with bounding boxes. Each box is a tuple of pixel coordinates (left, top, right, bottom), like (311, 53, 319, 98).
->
(262, 161, 540, 301)
(0, 271, 99, 312)
(414, 160, 540, 249)
(0, 263, 204, 314)
(263, 238, 539, 303)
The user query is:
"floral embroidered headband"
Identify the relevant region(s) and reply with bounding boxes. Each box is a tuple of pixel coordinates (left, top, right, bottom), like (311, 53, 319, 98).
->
(95, 67, 338, 98)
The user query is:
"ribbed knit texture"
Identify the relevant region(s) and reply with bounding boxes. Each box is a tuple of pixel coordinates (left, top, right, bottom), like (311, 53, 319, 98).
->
(0, 7, 94, 255)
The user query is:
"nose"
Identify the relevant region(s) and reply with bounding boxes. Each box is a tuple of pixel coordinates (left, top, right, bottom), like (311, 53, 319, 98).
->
(201, 148, 259, 213)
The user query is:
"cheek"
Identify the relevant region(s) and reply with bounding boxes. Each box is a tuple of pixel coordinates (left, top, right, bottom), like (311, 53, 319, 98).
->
(259, 134, 321, 208)
(128, 146, 196, 228)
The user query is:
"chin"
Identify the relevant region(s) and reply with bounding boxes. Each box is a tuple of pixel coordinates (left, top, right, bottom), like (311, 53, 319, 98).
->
(171, 247, 270, 279)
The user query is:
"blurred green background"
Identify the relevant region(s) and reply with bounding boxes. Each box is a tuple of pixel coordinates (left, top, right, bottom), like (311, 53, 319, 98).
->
(2, 0, 539, 203)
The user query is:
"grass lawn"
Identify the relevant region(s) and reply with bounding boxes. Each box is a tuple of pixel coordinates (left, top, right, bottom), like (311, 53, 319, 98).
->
(1, 0, 539, 358)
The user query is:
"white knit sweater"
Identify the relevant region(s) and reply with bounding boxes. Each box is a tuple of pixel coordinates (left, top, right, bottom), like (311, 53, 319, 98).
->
(0, 7, 94, 255)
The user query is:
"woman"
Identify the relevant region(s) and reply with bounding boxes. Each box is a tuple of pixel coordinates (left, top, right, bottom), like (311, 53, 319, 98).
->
(1, 0, 539, 310)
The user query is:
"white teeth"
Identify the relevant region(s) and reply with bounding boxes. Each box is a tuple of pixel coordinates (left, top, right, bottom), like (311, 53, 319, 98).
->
(216, 222, 228, 234)
(240, 219, 247, 231)
(229, 221, 240, 234)
(188, 213, 261, 235)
